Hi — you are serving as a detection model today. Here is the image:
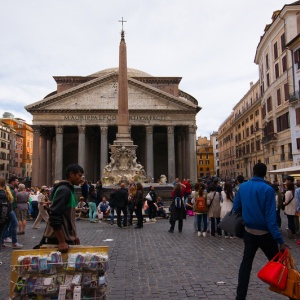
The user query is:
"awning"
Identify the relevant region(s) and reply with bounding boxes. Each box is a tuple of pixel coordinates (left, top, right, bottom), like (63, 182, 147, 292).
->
(268, 166, 300, 174)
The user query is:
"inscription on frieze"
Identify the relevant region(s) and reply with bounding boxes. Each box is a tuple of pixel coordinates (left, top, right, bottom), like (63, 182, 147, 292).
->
(64, 115, 116, 121)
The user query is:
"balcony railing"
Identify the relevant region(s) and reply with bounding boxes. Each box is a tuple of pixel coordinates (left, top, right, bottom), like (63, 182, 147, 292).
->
(262, 133, 277, 144)
(289, 90, 300, 103)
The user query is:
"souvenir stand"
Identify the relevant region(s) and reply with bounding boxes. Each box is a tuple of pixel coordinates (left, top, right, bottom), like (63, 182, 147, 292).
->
(10, 245, 109, 300)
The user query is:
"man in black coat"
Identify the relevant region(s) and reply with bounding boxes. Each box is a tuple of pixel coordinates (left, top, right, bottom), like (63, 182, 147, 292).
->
(114, 183, 128, 228)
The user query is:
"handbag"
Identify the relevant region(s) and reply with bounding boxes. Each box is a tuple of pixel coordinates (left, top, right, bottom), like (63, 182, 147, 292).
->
(257, 249, 289, 290)
(217, 209, 244, 238)
(269, 250, 300, 299)
(145, 192, 152, 201)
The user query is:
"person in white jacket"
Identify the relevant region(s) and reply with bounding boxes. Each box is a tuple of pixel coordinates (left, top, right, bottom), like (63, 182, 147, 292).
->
(283, 181, 297, 238)
(220, 181, 235, 238)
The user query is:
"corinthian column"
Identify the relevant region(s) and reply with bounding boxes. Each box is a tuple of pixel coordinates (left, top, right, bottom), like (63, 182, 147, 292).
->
(78, 125, 86, 170)
(167, 126, 175, 183)
(32, 125, 40, 187)
(55, 126, 63, 180)
(100, 126, 108, 178)
(39, 133, 47, 186)
(146, 126, 154, 180)
(188, 125, 197, 182)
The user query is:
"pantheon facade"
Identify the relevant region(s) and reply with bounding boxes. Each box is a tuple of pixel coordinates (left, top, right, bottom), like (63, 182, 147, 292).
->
(25, 68, 201, 186)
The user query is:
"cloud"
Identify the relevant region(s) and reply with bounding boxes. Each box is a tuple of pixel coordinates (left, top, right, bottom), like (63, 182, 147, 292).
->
(0, 0, 288, 137)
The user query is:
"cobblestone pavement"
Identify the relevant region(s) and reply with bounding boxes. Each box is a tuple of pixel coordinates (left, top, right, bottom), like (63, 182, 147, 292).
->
(1, 214, 299, 300)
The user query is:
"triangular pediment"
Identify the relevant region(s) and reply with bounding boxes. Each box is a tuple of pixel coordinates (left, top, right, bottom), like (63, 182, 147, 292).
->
(25, 71, 199, 113)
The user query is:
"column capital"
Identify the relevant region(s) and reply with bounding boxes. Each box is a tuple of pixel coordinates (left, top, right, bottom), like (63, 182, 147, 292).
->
(78, 125, 86, 134)
(167, 126, 174, 134)
(32, 125, 40, 134)
(146, 126, 153, 134)
(188, 125, 197, 134)
(100, 126, 108, 134)
(56, 126, 63, 134)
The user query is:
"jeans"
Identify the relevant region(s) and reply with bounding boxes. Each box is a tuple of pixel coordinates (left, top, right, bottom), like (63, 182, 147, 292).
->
(3, 210, 18, 244)
(127, 202, 134, 225)
(110, 206, 115, 223)
(210, 217, 221, 236)
(88, 202, 97, 222)
(197, 214, 208, 232)
(147, 201, 156, 220)
(287, 214, 296, 234)
(236, 231, 279, 300)
(276, 209, 281, 228)
(116, 207, 127, 227)
(135, 205, 143, 228)
(31, 201, 39, 219)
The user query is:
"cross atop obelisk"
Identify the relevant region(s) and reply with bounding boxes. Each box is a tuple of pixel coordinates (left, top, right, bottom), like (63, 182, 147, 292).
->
(118, 17, 127, 31)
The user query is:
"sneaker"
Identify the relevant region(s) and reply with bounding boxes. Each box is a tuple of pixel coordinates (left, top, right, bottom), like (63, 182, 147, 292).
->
(197, 231, 201, 237)
(202, 232, 207, 237)
(150, 219, 156, 222)
(225, 236, 229, 239)
(12, 243, 23, 249)
(4, 237, 12, 243)
(168, 229, 174, 233)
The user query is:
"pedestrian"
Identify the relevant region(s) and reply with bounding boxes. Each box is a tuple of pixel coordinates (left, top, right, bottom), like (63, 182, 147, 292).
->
(296, 182, 300, 245)
(272, 184, 283, 229)
(87, 184, 97, 223)
(0, 177, 12, 252)
(233, 163, 287, 300)
(168, 183, 186, 233)
(115, 182, 128, 228)
(156, 196, 169, 219)
(207, 184, 221, 237)
(134, 182, 144, 229)
(283, 181, 297, 239)
(192, 182, 208, 237)
(42, 163, 84, 252)
(97, 196, 110, 221)
(233, 175, 244, 193)
(3, 176, 23, 249)
(15, 183, 30, 235)
(127, 185, 136, 226)
(147, 185, 158, 222)
(29, 190, 39, 220)
(109, 186, 117, 225)
(220, 181, 235, 238)
(32, 188, 50, 229)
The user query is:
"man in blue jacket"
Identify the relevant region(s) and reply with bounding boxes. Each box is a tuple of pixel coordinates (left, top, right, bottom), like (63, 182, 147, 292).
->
(233, 163, 287, 300)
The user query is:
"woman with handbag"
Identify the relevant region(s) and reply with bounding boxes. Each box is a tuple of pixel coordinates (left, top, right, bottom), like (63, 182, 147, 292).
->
(220, 181, 235, 238)
(207, 184, 221, 237)
(283, 182, 297, 239)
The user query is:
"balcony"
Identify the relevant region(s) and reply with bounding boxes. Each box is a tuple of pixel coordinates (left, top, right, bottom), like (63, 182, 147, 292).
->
(262, 133, 277, 144)
(289, 90, 300, 103)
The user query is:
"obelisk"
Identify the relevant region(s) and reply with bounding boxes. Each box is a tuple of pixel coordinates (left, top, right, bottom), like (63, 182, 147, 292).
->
(102, 26, 146, 185)
(115, 29, 133, 145)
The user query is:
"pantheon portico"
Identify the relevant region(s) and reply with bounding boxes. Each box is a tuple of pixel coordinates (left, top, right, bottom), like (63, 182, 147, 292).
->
(26, 66, 201, 187)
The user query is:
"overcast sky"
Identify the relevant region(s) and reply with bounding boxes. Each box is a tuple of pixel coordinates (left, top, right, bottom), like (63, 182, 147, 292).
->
(0, 0, 290, 137)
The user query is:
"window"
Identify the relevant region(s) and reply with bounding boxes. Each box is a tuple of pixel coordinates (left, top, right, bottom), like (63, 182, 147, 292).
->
(265, 53, 269, 69)
(267, 97, 272, 112)
(277, 88, 281, 106)
(275, 63, 279, 79)
(206, 160, 209, 165)
(281, 33, 286, 52)
(246, 128, 249, 137)
(276, 112, 290, 132)
(274, 42, 278, 59)
(250, 114, 253, 120)
(296, 107, 300, 125)
(284, 83, 289, 100)
(297, 138, 300, 150)
(281, 145, 285, 161)
(267, 73, 270, 87)
(282, 56, 287, 72)
(288, 143, 292, 160)
(294, 49, 300, 70)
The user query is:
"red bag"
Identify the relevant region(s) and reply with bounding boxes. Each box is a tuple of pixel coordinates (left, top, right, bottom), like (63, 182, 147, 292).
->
(257, 249, 289, 290)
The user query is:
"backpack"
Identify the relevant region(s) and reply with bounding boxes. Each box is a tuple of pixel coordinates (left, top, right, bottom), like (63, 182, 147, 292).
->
(196, 195, 207, 213)
(0, 191, 11, 224)
(174, 196, 182, 208)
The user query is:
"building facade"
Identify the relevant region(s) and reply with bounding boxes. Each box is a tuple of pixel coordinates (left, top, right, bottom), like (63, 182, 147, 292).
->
(1, 115, 33, 179)
(254, 3, 300, 182)
(196, 136, 215, 178)
(232, 81, 263, 180)
(210, 131, 219, 177)
(0, 122, 11, 179)
(26, 67, 201, 186)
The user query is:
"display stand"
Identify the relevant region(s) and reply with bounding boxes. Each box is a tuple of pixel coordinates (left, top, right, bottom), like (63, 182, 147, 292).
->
(10, 245, 109, 300)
